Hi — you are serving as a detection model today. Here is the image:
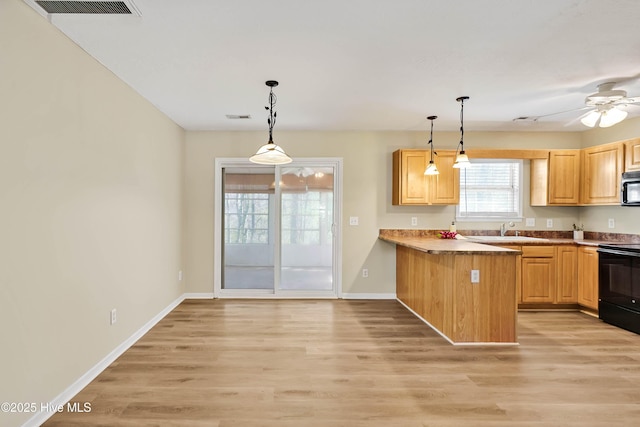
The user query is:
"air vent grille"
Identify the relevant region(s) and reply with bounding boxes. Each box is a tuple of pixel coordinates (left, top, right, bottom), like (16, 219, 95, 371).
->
(36, 1, 132, 14)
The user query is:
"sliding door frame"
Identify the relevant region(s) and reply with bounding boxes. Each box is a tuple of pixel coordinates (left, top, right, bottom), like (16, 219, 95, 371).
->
(213, 157, 343, 299)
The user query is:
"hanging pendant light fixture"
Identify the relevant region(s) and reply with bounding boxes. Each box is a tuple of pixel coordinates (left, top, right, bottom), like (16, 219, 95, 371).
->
(250, 80, 292, 165)
(424, 115, 439, 175)
(453, 96, 471, 169)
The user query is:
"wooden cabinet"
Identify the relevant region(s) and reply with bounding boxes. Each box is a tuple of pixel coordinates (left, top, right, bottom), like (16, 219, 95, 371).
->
(511, 245, 578, 306)
(581, 142, 623, 205)
(531, 150, 581, 206)
(521, 246, 556, 303)
(530, 150, 581, 206)
(624, 137, 640, 171)
(556, 246, 578, 303)
(578, 246, 599, 310)
(392, 149, 459, 205)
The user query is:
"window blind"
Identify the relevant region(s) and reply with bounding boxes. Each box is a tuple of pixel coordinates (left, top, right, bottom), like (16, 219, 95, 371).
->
(458, 160, 522, 220)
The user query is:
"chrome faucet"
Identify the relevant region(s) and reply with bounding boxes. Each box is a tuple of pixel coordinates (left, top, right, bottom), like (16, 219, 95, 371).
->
(500, 221, 515, 236)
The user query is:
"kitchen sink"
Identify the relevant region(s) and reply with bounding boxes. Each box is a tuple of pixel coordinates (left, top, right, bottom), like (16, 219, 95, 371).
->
(466, 235, 549, 242)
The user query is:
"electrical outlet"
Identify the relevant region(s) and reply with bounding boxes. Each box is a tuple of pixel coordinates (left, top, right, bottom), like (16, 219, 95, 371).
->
(546, 218, 553, 228)
(178, 270, 183, 281)
(608, 218, 615, 229)
(411, 217, 418, 226)
(471, 270, 480, 283)
(526, 218, 535, 227)
(362, 268, 369, 278)
(349, 216, 359, 226)
(110, 309, 117, 325)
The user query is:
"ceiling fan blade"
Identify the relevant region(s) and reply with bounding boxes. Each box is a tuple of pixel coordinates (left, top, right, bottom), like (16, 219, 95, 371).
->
(563, 109, 595, 127)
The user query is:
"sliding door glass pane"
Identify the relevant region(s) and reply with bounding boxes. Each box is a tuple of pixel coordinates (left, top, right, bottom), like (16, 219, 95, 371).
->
(279, 166, 334, 291)
(222, 167, 275, 290)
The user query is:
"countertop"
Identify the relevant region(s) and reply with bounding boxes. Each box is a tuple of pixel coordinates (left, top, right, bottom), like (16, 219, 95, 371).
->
(378, 234, 520, 255)
(378, 229, 609, 255)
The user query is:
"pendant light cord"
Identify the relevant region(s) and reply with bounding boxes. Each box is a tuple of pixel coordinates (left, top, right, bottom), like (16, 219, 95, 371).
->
(266, 86, 277, 143)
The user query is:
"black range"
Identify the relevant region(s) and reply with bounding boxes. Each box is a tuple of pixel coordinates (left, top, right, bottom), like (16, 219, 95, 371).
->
(597, 243, 640, 334)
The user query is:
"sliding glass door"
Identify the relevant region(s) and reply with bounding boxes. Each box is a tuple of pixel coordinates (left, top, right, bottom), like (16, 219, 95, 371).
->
(215, 159, 341, 298)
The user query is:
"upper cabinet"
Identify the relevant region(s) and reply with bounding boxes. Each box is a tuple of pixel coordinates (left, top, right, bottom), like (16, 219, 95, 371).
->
(624, 137, 640, 171)
(531, 142, 624, 206)
(392, 149, 459, 205)
(530, 150, 581, 206)
(580, 141, 623, 205)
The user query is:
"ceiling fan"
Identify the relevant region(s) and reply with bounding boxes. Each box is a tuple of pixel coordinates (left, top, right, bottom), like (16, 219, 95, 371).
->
(515, 82, 640, 128)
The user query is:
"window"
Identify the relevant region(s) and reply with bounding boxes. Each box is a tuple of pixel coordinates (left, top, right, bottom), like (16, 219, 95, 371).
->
(456, 159, 523, 221)
(224, 193, 270, 244)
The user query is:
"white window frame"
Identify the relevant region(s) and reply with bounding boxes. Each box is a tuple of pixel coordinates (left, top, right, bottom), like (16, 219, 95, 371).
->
(456, 159, 523, 222)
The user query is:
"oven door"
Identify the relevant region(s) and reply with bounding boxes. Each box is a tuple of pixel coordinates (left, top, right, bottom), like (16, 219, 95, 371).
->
(598, 248, 640, 310)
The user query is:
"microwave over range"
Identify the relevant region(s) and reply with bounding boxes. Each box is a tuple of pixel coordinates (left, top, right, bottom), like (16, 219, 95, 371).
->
(621, 170, 640, 206)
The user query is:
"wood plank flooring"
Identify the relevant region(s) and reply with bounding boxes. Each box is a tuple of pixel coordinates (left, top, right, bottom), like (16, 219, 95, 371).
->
(44, 300, 640, 426)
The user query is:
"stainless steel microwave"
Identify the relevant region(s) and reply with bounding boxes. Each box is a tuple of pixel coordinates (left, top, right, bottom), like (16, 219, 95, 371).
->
(621, 171, 640, 206)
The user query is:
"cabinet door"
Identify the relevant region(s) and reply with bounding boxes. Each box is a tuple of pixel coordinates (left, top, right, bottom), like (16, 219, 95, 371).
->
(578, 246, 599, 310)
(521, 247, 555, 303)
(624, 137, 640, 171)
(581, 142, 623, 205)
(548, 150, 580, 205)
(556, 246, 578, 303)
(392, 150, 428, 205)
(392, 149, 459, 205)
(429, 150, 460, 205)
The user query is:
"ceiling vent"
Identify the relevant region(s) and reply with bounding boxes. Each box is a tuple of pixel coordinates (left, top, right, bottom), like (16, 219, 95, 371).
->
(33, 0, 140, 15)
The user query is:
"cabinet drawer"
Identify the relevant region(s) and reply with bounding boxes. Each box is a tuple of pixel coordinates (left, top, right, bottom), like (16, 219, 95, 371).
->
(521, 246, 555, 258)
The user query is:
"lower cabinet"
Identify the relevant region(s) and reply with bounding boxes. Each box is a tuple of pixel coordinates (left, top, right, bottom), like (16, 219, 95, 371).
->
(518, 245, 578, 306)
(521, 246, 556, 303)
(556, 246, 578, 303)
(577, 246, 599, 310)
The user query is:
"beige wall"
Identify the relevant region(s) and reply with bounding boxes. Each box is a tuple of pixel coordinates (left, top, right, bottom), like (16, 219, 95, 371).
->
(184, 130, 586, 297)
(0, 2, 185, 425)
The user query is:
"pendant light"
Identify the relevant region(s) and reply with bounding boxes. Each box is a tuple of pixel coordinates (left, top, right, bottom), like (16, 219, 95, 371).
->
(250, 80, 292, 165)
(453, 96, 471, 169)
(424, 115, 439, 175)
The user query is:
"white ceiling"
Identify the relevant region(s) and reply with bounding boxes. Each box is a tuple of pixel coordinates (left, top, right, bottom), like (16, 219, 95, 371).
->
(28, 0, 640, 132)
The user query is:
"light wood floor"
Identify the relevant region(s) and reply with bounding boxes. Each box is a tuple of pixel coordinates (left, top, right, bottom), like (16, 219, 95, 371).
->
(44, 300, 640, 426)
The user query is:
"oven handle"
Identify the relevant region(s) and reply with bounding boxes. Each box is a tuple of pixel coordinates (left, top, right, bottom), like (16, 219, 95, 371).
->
(597, 248, 640, 257)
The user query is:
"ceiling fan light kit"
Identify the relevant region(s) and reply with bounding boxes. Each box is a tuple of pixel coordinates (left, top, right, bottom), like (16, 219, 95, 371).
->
(249, 80, 293, 165)
(519, 81, 639, 129)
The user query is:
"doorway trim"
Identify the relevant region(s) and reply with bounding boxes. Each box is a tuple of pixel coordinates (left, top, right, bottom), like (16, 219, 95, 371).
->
(213, 157, 343, 298)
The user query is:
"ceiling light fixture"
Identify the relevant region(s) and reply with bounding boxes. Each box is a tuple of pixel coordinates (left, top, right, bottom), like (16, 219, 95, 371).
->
(424, 115, 439, 176)
(580, 105, 628, 128)
(453, 96, 471, 169)
(250, 80, 292, 165)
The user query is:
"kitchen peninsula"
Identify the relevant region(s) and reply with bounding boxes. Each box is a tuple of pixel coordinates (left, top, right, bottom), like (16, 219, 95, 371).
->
(379, 230, 520, 345)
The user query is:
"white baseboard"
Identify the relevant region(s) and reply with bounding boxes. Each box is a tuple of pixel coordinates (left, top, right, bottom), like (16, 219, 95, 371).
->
(23, 294, 186, 427)
(183, 292, 215, 299)
(342, 293, 397, 300)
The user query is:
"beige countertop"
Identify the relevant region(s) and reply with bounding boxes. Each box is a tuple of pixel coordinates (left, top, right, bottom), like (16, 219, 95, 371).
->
(379, 229, 609, 252)
(378, 234, 520, 255)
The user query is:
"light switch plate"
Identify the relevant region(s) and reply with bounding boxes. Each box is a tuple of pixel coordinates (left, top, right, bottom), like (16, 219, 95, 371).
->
(349, 216, 359, 226)
(526, 218, 535, 227)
